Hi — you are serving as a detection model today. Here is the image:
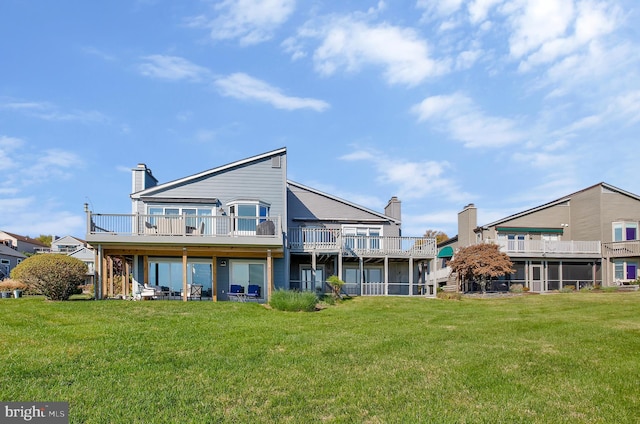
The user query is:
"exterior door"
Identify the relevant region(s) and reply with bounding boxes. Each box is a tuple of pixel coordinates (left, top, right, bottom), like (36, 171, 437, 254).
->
(531, 265, 543, 292)
(301, 266, 324, 292)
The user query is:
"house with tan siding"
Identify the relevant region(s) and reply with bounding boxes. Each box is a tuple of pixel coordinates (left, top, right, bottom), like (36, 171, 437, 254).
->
(435, 183, 640, 292)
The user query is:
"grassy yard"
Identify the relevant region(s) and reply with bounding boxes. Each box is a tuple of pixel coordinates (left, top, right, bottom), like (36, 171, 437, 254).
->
(0, 293, 638, 423)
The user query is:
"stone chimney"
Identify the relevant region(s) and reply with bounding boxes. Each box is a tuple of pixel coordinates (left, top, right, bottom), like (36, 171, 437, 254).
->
(131, 163, 158, 193)
(384, 196, 402, 221)
(458, 203, 477, 247)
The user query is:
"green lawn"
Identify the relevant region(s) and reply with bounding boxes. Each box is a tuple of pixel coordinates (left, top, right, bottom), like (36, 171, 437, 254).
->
(1, 293, 638, 423)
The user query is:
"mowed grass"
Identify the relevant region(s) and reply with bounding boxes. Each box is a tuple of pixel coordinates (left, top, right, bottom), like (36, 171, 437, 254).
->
(1, 293, 639, 423)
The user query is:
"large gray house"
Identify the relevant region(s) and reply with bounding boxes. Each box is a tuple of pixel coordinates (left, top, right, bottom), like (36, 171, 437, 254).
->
(85, 148, 437, 301)
(435, 183, 640, 292)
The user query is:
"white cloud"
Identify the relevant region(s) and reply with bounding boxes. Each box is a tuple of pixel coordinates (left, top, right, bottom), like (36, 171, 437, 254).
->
(412, 92, 524, 148)
(187, 0, 295, 46)
(339, 148, 465, 202)
(292, 16, 449, 86)
(416, 0, 464, 17)
(138, 55, 211, 81)
(468, 0, 503, 24)
(0, 196, 84, 237)
(0, 100, 108, 123)
(511, 0, 621, 72)
(215, 73, 330, 111)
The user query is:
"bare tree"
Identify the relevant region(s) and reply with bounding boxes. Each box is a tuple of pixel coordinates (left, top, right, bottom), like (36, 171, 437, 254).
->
(448, 243, 514, 292)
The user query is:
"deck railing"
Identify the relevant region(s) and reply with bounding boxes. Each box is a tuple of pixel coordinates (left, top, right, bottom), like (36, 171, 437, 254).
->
(487, 239, 601, 255)
(602, 240, 640, 258)
(87, 213, 281, 239)
(289, 227, 436, 257)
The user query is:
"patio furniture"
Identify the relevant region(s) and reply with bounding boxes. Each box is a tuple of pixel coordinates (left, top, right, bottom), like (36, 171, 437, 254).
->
(180, 284, 203, 300)
(228, 284, 246, 302)
(246, 284, 261, 301)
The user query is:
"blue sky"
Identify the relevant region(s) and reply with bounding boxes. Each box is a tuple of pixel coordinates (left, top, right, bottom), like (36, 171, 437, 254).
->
(1, 0, 639, 239)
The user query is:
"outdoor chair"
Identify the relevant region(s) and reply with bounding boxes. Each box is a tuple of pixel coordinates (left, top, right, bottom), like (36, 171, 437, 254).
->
(246, 284, 261, 300)
(181, 284, 203, 300)
(228, 284, 245, 302)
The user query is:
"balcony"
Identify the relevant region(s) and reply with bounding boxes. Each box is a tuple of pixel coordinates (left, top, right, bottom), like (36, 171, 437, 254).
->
(288, 227, 436, 258)
(86, 213, 282, 246)
(488, 239, 601, 258)
(602, 241, 640, 258)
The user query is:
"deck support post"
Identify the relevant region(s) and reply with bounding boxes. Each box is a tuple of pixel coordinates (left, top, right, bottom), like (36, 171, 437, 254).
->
(409, 257, 413, 296)
(182, 248, 188, 302)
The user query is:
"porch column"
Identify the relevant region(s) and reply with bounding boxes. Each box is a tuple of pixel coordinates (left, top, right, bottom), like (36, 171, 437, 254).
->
(96, 245, 103, 300)
(559, 260, 564, 289)
(359, 257, 364, 296)
(267, 249, 273, 300)
(101, 255, 108, 300)
(123, 259, 130, 298)
(337, 252, 343, 282)
(408, 257, 414, 296)
(312, 251, 317, 292)
(143, 256, 149, 286)
(212, 256, 217, 302)
(384, 256, 389, 296)
(182, 248, 188, 302)
(108, 256, 114, 298)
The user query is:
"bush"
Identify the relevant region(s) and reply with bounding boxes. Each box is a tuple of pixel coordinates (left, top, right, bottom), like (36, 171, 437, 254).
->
(269, 290, 318, 312)
(560, 285, 575, 293)
(11, 254, 88, 301)
(0, 279, 27, 292)
(509, 283, 524, 293)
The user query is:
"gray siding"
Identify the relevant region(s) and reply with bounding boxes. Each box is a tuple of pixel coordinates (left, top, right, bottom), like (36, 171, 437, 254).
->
(569, 186, 602, 241)
(140, 153, 287, 220)
(287, 184, 397, 235)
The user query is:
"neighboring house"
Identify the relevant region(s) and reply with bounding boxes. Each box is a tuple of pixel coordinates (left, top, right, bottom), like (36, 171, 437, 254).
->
(85, 148, 437, 301)
(0, 244, 26, 280)
(48, 236, 96, 285)
(435, 183, 640, 292)
(0, 231, 49, 255)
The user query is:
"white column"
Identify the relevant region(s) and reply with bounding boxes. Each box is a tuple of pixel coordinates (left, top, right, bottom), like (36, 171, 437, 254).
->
(408, 257, 414, 296)
(384, 256, 389, 296)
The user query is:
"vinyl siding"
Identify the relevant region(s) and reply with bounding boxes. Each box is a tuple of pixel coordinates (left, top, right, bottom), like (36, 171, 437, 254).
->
(139, 155, 286, 220)
(287, 184, 395, 234)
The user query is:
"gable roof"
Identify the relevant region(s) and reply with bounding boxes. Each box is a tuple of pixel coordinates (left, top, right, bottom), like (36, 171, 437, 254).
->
(0, 245, 27, 259)
(131, 147, 287, 199)
(0, 231, 49, 247)
(287, 180, 400, 224)
(52, 235, 86, 246)
(483, 182, 640, 228)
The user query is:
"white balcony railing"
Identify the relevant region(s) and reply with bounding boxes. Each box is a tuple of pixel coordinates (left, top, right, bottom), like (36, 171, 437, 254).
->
(487, 239, 601, 255)
(87, 213, 281, 239)
(289, 227, 437, 257)
(602, 241, 640, 258)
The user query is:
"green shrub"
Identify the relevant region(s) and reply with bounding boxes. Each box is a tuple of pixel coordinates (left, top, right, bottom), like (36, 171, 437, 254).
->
(269, 289, 318, 312)
(11, 254, 87, 301)
(602, 286, 619, 292)
(560, 285, 575, 293)
(509, 283, 524, 293)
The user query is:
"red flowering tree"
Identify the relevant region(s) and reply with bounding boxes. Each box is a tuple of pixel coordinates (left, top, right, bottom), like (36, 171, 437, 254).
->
(448, 243, 514, 292)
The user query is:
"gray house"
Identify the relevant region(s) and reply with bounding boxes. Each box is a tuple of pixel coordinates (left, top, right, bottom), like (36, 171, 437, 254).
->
(0, 231, 49, 255)
(85, 148, 437, 300)
(0, 244, 26, 280)
(435, 183, 640, 292)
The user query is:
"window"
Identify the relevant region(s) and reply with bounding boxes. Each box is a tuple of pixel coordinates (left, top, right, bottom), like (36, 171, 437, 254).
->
(613, 222, 638, 241)
(498, 234, 525, 251)
(614, 260, 637, 281)
(147, 206, 215, 234)
(342, 226, 383, 251)
(228, 201, 270, 234)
